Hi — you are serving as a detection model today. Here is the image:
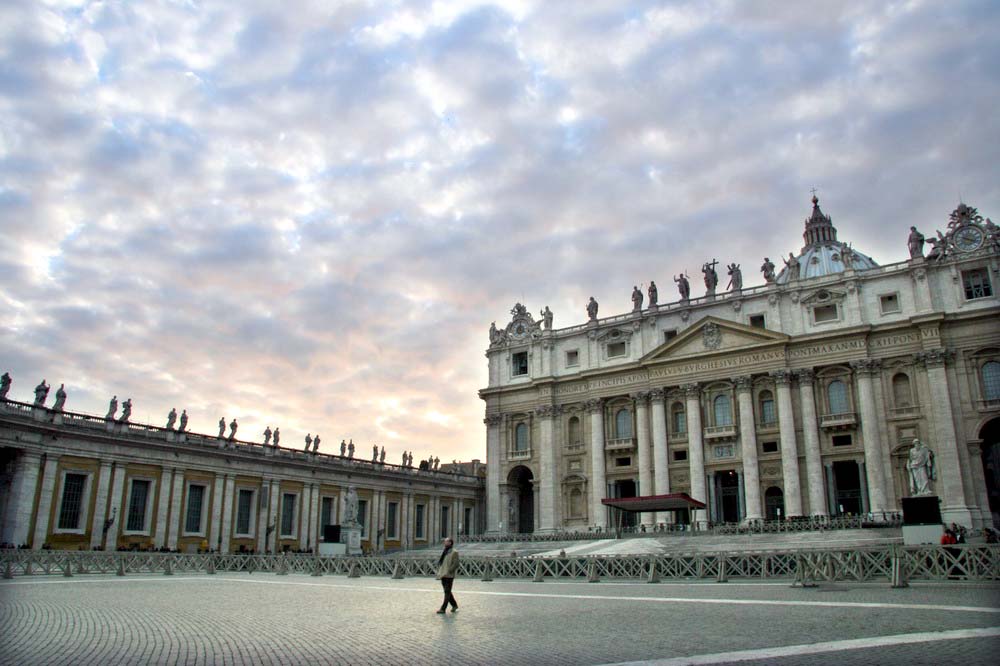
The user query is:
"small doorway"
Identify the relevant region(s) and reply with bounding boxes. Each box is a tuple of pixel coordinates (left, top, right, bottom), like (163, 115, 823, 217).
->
(764, 486, 784, 520)
(611, 479, 638, 528)
(833, 461, 863, 516)
(507, 466, 534, 533)
(717, 471, 740, 523)
(980, 418, 1000, 530)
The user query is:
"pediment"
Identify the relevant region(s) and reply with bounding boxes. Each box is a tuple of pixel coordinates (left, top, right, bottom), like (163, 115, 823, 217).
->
(641, 316, 789, 363)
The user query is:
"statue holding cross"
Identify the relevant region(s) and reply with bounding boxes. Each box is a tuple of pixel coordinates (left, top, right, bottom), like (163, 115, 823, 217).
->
(702, 259, 719, 295)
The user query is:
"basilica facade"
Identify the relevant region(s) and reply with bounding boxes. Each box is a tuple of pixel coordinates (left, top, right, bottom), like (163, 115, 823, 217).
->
(480, 198, 1000, 533)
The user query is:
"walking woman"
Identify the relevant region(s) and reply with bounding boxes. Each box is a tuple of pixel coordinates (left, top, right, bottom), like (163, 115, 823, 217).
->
(435, 537, 459, 614)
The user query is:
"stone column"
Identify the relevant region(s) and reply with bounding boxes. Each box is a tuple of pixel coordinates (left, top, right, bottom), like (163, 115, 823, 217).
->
(736, 471, 746, 521)
(824, 463, 837, 515)
(267, 479, 280, 552)
(771, 370, 803, 518)
(4, 451, 41, 547)
(309, 483, 320, 551)
(852, 359, 888, 514)
(454, 498, 461, 537)
(532, 482, 540, 534)
(429, 496, 438, 544)
(586, 399, 607, 529)
(859, 461, 870, 514)
(967, 442, 990, 528)
(298, 484, 311, 551)
(219, 475, 235, 554)
(31, 455, 60, 549)
(103, 463, 126, 551)
(918, 349, 972, 525)
(707, 471, 717, 523)
(633, 391, 653, 527)
(683, 384, 707, 526)
(650, 389, 670, 524)
(167, 469, 185, 550)
(485, 415, 502, 533)
(536, 405, 558, 532)
(90, 461, 113, 549)
(209, 474, 225, 550)
(255, 479, 270, 553)
(794, 369, 827, 517)
(734, 376, 762, 522)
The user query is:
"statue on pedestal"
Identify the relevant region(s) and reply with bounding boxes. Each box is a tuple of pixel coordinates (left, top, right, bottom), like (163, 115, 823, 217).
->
(343, 487, 359, 526)
(52, 384, 67, 412)
(166, 408, 177, 430)
(347, 439, 355, 459)
(304, 433, 312, 451)
(433, 456, 440, 470)
(674, 274, 690, 301)
(907, 439, 935, 496)
(228, 418, 238, 441)
(379, 446, 385, 463)
(178, 409, 188, 433)
(263, 426, 272, 446)
(783, 252, 800, 281)
(908, 227, 925, 259)
(702, 260, 719, 295)
(540, 306, 553, 330)
(33, 380, 49, 407)
(372, 444, 378, 462)
(106, 396, 118, 420)
(648, 281, 658, 307)
(218, 418, 226, 439)
(272, 427, 280, 446)
(0, 372, 10, 400)
(119, 399, 132, 423)
(313, 435, 320, 452)
(726, 263, 742, 291)
(761, 257, 776, 283)
(631, 285, 643, 311)
(340, 439, 347, 456)
(586, 297, 599, 321)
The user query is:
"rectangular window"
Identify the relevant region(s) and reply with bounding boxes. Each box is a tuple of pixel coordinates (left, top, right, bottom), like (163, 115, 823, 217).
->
(962, 268, 993, 300)
(463, 507, 472, 536)
(565, 349, 579, 367)
(440, 505, 450, 539)
(280, 493, 297, 537)
(386, 501, 399, 539)
(615, 456, 632, 467)
(184, 484, 206, 534)
(320, 496, 335, 528)
(813, 304, 839, 323)
(236, 489, 255, 536)
(761, 441, 779, 453)
(57, 473, 88, 531)
(125, 479, 151, 532)
(879, 293, 900, 314)
(673, 450, 687, 462)
(663, 329, 678, 342)
(607, 341, 627, 358)
(749, 314, 766, 329)
(357, 499, 368, 538)
(832, 434, 853, 447)
(760, 400, 777, 425)
(512, 351, 528, 376)
(415, 504, 426, 539)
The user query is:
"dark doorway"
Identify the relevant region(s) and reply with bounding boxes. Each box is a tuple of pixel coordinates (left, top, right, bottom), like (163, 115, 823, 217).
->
(507, 466, 534, 533)
(718, 471, 740, 523)
(764, 486, 784, 520)
(611, 479, 638, 528)
(833, 461, 862, 516)
(980, 419, 1000, 530)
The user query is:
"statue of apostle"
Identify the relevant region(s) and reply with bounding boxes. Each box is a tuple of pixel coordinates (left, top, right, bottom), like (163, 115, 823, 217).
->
(907, 439, 935, 496)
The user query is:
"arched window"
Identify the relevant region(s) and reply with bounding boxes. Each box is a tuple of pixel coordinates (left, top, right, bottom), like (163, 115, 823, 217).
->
(713, 394, 733, 426)
(892, 373, 912, 408)
(515, 423, 529, 451)
(984, 362, 1000, 401)
(615, 409, 632, 439)
(568, 416, 581, 446)
(827, 380, 849, 414)
(569, 488, 584, 518)
(758, 390, 776, 425)
(671, 402, 686, 434)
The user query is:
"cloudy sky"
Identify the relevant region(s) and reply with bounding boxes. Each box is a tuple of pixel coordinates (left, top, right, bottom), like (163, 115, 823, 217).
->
(1, 0, 998, 462)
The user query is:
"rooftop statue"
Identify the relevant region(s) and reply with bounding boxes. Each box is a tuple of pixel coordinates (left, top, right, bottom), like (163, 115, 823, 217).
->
(702, 259, 719, 295)
(648, 281, 658, 307)
(272, 427, 280, 446)
(313, 435, 320, 452)
(119, 398, 132, 423)
(178, 409, 188, 433)
(674, 273, 690, 301)
(908, 227, 925, 259)
(586, 296, 599, 321)
(263, 426, 272, 446)
(33, 379, 49, 407)
(166, 408, 177, 430)
(783, 252, 800, 281)
(228, 418, 238, 440)
(760, 257, 776, 283)
(347, 439, 355, 459)
(106, 396, 118, 420)
(631, 285, 643, 311)
(726, 263, 742, 291)
(305, 433, 312, 451)
(540, 306, 553, 330)
(218, 418, 226, 439)
(372, 444, 378, 462)
(380, 446, 386, 463)
(52, 384, 67, 412)
(0, 372, 12, 400)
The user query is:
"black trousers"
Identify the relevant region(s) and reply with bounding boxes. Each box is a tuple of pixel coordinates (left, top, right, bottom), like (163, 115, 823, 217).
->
(439, 577, 457, 610)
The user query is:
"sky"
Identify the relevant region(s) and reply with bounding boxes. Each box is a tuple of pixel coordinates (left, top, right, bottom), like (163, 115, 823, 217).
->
(1, 0, 998, 463)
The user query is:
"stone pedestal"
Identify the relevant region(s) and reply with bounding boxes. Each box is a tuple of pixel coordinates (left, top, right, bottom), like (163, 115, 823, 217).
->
(341, 524, 362, 555)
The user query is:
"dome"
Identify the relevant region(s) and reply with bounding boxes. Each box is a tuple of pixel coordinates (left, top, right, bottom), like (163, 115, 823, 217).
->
(775, 196, 878, 284)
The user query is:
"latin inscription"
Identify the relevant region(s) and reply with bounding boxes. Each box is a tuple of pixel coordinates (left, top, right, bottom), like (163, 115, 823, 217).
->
(787, 339, 866, 359)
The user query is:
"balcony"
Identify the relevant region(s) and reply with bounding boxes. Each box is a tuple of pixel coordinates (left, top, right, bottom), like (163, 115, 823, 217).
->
(889, 405, 921, 419)
(668, 431, 688, 443)
(704, 424, 737, 440)
(605, 437, 635, 451)
(977, 398, 1000, 411)
(507, 448, 532, 460)
(820, 412, 857, 429)
(564, 441, 585, 452)
(756, 419, 779, 435)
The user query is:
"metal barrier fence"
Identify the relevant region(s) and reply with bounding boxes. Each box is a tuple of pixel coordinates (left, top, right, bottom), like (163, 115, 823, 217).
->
(2, 545, 997, 585)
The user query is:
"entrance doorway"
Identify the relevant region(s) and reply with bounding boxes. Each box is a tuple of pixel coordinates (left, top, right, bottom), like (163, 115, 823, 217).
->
(717, 471, 740, 523)
(507, 466, 534, 533)
(764, 486, 784, 520)
(980, 418, 1000, 529)
(833, 461, 863, 516)
(611, 479, 637, 528)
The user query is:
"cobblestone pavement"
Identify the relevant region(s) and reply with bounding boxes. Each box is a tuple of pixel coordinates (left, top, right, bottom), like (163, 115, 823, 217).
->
(1, 574, 998, 665)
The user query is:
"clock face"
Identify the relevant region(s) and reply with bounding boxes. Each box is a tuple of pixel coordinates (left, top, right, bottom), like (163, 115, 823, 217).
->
(954, 225, 984, 252)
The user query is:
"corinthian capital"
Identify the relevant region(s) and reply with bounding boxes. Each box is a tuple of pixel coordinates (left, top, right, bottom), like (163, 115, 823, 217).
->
(649, 388, 666, 402)
(733, 375, 754, 392)
(850, 358, 882, 376)
(770, 369, 793, 386)
(631, 390, 651, 403)
(583, 398, 604, 413)
(534, 404, 557, 418)
(794, 368, 815, 385)
(483, 414, 503, 427)
(915, 348, 953, 369)
(681, 383, 700, 398)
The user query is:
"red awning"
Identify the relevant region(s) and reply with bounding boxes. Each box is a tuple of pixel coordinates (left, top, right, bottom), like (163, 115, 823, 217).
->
(601, 493, 706, 513)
